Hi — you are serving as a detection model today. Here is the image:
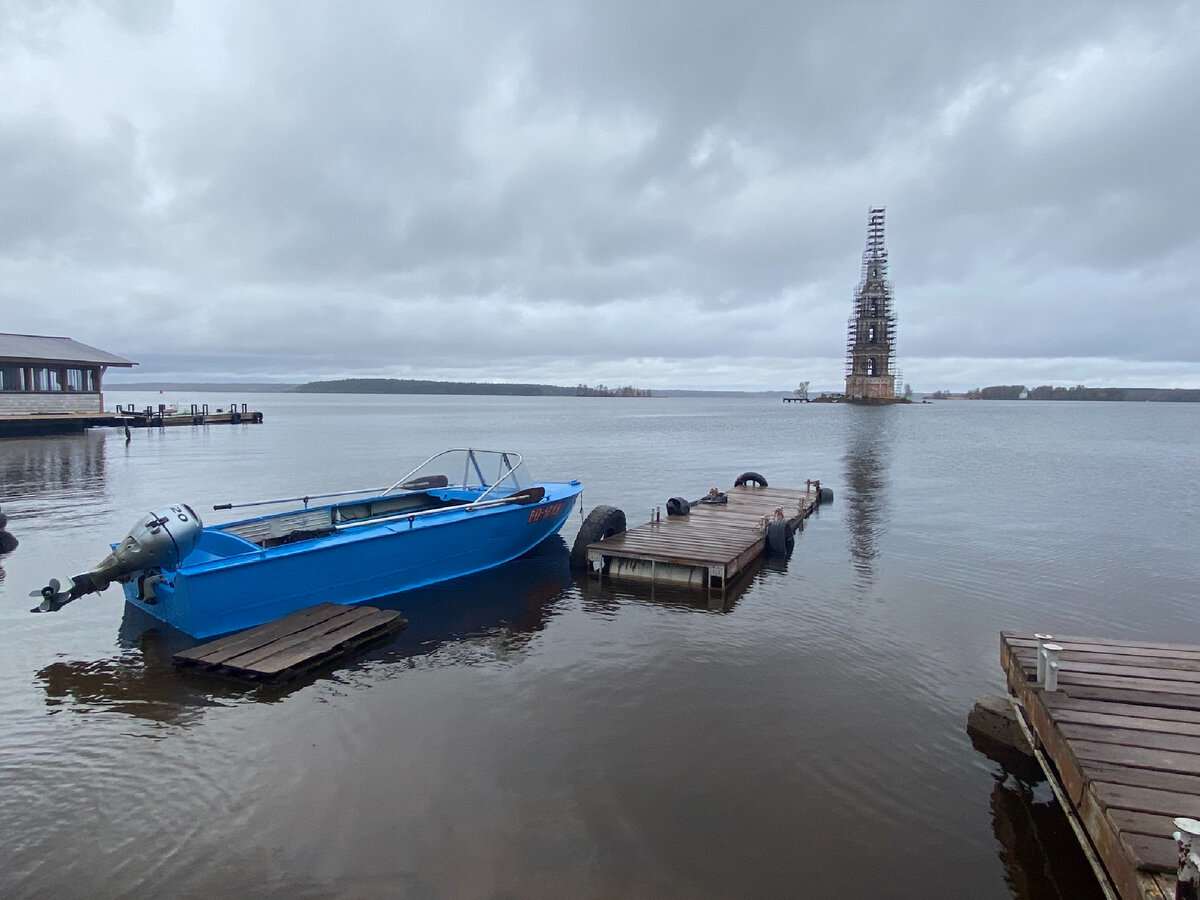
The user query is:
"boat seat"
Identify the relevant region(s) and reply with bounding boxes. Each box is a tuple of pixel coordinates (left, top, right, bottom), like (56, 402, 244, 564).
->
(223, 508, 335, 548)
(333, 492, 455, 523)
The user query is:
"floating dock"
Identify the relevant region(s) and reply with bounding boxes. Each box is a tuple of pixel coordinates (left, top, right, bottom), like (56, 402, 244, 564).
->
(1001, 632, 1200, 900)
(583, 482, 826, 590)
(174, 602, 405, 682)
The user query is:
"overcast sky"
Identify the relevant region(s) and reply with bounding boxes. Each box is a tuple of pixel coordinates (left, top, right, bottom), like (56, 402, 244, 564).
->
(2, 1, 1197, 391)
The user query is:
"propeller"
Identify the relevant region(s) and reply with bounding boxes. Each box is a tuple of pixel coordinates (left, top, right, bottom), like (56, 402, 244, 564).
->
(29, 577, 75, 613)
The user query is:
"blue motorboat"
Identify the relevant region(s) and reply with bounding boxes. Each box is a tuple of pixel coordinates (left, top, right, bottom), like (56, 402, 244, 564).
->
(33, 449, 583, 638)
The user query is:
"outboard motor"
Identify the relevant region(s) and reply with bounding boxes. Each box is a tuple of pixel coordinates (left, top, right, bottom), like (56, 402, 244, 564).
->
(32, 504, 203, 613)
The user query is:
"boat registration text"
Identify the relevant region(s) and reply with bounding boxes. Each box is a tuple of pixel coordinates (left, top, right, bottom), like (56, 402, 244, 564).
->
(527, 501, 564, 524)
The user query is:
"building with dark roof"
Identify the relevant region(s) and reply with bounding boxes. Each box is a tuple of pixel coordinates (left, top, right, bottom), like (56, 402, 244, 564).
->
(0, 333, 136, 416)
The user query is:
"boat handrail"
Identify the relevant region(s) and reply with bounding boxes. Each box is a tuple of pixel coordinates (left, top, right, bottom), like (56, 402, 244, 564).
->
(214, 449, 527, 512)
(213, 486, 389, 512)
(332, 487, 542, 533)
(381, 448, 525, 500)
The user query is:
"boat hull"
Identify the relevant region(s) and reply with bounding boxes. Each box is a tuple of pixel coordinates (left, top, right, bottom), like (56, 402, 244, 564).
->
(121, 482, 582, 638)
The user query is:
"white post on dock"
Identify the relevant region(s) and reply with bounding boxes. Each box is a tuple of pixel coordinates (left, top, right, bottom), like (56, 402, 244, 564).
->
(1035, 633, 1053, 683)
(1042, 643, 1062, 692)
(1176, 817, 1200, 900)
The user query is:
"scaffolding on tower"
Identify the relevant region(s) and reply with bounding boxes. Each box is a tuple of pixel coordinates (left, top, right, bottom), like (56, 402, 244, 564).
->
(844, 207, 900, 399)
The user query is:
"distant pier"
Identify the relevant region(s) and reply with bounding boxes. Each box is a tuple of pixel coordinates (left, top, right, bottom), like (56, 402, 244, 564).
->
(0, 403, 264, 437)
(116, 403, 265, 428)
(1000, 632, 1200, 900)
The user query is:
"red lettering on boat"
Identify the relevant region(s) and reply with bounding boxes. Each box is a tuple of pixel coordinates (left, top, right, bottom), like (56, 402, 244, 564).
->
(527, 501, 563, 524)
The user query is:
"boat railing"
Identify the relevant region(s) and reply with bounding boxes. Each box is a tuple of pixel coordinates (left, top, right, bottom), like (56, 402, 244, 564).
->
(214, 486, 390, 512)
(382, 448, 527, 502)
(332, 486, 544, 533)
(213, 448, 528, 514)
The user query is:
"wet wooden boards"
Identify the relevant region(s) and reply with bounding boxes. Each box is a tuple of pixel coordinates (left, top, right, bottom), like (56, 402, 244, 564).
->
(1001, 632, 1200, 900)
(585, 484, 822, 589)
(174, 602, 405, 682)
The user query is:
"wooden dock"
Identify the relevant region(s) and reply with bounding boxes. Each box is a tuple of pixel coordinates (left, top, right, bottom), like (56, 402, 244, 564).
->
(118, 403, 264, 427)
(174, 602, 405, 682)
(1001, 632, 1200, 900)
(0, 404, 264, 437)
(584, 482, 825, 590)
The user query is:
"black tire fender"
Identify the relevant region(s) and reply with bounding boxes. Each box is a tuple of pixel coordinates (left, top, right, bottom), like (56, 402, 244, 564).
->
(766, 519, 794, 555)
(571, 505, 627, 570)
(734, 471, 768, 488)
(818, 487, 834, 504)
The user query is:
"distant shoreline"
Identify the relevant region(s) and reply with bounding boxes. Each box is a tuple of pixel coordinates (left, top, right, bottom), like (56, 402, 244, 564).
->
(103, 379, 791, 398)
(932, 386, 1200, 402)
(104, 381, 1200, 401)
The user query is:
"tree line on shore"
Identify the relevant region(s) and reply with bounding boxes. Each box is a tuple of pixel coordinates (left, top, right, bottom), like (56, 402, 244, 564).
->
(291, 378, 651, 397)
(928, 385, 1200, 402)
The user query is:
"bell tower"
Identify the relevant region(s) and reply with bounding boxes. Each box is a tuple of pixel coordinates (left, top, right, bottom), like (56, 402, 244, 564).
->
(845, 207, 898, 401)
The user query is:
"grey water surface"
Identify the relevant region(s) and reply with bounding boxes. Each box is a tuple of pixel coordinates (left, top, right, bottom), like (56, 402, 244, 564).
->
(1, 394, 1197, 899)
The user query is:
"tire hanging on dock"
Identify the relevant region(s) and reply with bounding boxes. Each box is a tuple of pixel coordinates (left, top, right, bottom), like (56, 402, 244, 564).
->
(570, 505, 627, 570)
(766, 519, 794, 555)
(734, 471, 768, 487)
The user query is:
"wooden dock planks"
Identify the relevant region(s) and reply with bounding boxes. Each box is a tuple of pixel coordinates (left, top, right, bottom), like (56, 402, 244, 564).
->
(1001, 632, 1200, 900)
(174, 602, 405, 682)
(586, 484, 822, 588)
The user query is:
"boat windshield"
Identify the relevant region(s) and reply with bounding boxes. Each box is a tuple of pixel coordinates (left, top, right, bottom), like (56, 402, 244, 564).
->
(384, 449, 532, 499)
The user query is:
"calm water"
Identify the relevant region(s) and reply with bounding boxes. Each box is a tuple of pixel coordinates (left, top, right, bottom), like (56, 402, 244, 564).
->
(1, 394, 1197, 899)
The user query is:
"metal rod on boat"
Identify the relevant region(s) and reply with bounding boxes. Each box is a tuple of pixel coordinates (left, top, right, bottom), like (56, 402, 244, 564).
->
(213, 487, 388, 511)
(332, 487, 544, 532)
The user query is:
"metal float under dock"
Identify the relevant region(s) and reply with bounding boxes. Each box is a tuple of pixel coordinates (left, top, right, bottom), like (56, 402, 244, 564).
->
(173, 602, 405, 682)
(1001, 631, 1200, 900)
(582, 480, 828, 590)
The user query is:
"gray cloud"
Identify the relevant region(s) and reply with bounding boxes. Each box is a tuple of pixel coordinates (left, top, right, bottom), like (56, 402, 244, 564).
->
(2, 0, 1197, 390)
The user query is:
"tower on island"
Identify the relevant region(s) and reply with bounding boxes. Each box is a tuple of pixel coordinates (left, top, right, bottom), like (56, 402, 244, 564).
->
(845, 207, 900, 401)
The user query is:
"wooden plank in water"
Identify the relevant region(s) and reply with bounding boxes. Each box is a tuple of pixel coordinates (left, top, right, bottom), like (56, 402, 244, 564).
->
(224, 609, 398, 675)
(181, 602, 352, 662)
(174, 603, 404, 682)
(1001, 631, 1200, 899)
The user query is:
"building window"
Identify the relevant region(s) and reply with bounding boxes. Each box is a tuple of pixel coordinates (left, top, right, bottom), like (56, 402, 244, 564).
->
(65, 367, 97, 391)
(0, 366, 24, 391)
(29, 367, 61, 391)
(868, 325, 877, 343)
(871, 300, 878, 317)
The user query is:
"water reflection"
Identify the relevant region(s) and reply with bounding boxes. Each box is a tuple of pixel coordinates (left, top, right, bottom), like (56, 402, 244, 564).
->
(0, 433, 110, 523)
(842, 408, 893, 586)
(35, 538, 574, 723)
(374, 537, 572, 668)
(988, 774, 1106, 900)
